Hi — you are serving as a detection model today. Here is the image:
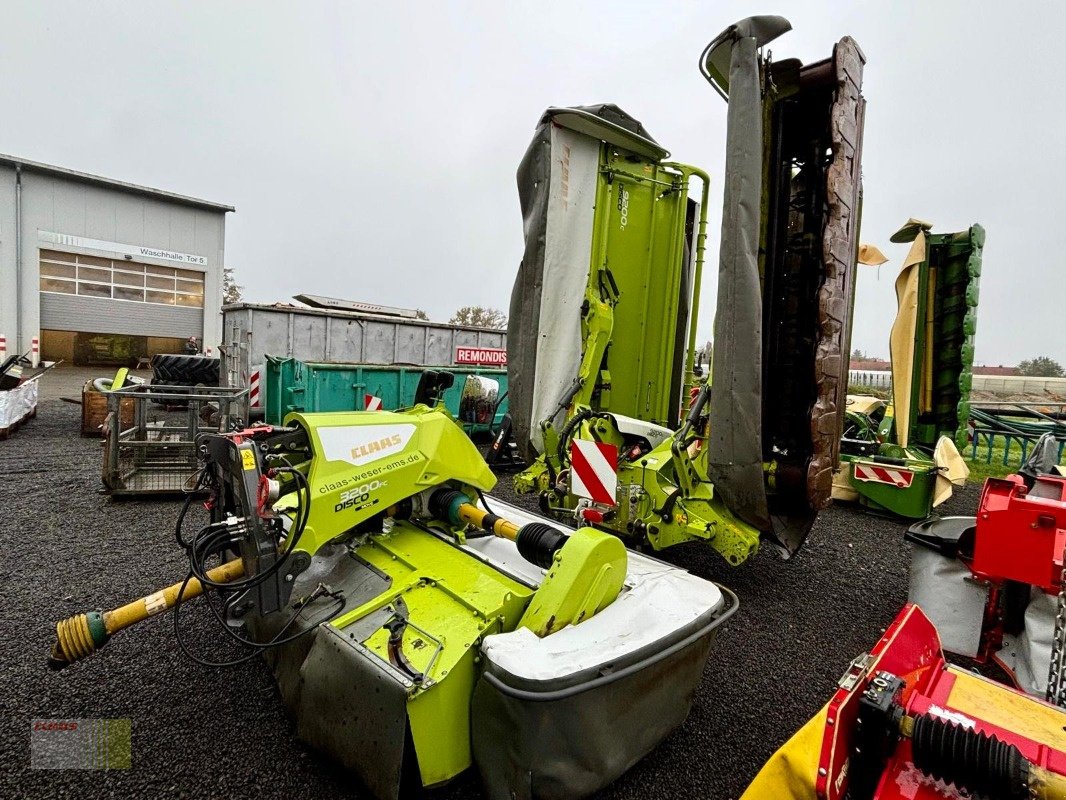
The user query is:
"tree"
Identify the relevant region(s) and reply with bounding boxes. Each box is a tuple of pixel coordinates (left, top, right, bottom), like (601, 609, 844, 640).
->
(414, 309, 430, 321)
(851, 347, 867, 360)
(222, 267, 243, 305)
(1017, 356, 1065, 378)
(449, 306, 507, 329)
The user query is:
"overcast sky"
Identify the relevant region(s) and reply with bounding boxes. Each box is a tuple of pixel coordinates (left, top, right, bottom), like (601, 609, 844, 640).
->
(3, 1, 1063, 365)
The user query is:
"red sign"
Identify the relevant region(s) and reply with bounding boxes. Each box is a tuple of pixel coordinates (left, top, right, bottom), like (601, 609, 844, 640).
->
(570, 440, 618, 506)
(455, 347, 507, 366)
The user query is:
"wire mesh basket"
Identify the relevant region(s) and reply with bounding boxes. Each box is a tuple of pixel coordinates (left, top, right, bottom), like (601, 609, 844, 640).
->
(102, 384, 249, 495)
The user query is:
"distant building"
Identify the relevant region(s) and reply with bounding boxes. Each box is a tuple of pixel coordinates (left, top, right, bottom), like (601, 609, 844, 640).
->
(0, 154, 232, 366)
(973, 365, 1020, 376)
(849, 358, 891, 372)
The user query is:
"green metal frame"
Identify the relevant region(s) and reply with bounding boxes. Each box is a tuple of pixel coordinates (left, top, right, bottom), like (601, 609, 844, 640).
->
(841, 224, 984, 519)
(271, 404, 631, 787)
(512, 139, 761, 562)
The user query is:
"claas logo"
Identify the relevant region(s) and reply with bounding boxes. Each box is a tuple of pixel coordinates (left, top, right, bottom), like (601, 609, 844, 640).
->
(350, 434, 404, 461)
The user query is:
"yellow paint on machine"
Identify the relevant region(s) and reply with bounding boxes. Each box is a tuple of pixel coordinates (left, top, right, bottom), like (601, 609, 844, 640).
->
(946, 667, 1066, 752)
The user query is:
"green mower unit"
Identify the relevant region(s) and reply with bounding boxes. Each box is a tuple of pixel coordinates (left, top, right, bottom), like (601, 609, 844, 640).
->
(512, 17, 867, 564)
(47, 16, 870, 799)
(50, 370, 736, 798)
(836, 220, 984, 518)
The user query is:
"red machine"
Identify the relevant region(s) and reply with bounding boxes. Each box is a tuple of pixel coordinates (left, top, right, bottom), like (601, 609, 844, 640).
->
(972, 474, 1066, 594)
(815, 605, 1066, 800)
(906, 473, 1066, 670)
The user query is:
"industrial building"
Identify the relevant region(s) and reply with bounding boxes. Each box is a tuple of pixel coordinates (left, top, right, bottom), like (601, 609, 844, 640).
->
(0, 154, 232, 366)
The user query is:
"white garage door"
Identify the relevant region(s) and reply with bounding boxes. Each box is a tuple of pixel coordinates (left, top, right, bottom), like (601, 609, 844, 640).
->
(38, 249, 204, 337)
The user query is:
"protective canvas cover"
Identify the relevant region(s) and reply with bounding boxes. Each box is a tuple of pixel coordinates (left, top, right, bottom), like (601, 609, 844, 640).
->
(508, 105, 674, 458)
(705, 32, 769, 531)
(705, 23, 866, 555)
(255, 546, 408, 800)
(511, 123, 598, 456)
(809, 37, 867, 510)
(997, 588, 1055, 696)
(472, 586, 737, 800)
(0, 379, 37, 429)
(907, 543, 987, 658)
(890, 230, 927, 449)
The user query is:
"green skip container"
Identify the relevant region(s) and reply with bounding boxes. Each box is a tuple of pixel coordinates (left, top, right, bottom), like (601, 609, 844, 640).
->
(263, 356, 508, 436)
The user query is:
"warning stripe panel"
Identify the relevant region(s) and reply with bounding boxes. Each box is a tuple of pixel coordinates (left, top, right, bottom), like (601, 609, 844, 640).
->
(853, 463, 914, 488)
(571, 439, 618, 506)
(249, 369, 262, 408)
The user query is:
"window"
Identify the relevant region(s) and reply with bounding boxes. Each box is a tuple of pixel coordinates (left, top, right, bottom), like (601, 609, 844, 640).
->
(39, 249, 205, 308)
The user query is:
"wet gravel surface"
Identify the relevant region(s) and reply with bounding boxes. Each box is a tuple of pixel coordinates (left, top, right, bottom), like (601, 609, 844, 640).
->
(1, 397, 981, 799)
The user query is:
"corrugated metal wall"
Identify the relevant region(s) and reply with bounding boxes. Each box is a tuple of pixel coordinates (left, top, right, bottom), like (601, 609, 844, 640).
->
(223, 304, 507, 390)
(41, 293, 203, 337)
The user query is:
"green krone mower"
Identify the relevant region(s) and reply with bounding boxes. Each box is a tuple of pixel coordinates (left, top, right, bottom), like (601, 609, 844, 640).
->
(834, 219, 984, 519)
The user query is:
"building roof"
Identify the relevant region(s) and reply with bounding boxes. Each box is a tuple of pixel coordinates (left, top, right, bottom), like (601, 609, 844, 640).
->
(0, 153, 234, 213)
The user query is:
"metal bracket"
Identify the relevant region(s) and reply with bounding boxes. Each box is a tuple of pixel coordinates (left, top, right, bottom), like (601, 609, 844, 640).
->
(838, 652, 873, 691)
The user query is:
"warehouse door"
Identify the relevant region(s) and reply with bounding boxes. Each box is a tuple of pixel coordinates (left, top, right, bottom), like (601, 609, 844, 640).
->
(38, 249, 206, 365)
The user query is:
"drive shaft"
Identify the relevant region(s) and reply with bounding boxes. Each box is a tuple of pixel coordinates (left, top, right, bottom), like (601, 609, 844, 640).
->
(49, 558, 244, 669)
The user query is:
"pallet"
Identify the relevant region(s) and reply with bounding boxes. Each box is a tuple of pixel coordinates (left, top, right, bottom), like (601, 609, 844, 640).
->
(0, 406, 37, 440)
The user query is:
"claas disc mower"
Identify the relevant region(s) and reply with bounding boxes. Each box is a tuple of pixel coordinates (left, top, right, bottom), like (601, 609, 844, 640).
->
(49, 371, 736, 799)
(511, 16, 867, 565)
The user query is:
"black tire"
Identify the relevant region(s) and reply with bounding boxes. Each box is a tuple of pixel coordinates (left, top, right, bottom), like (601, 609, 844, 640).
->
(147, 378, 193, 406)
(150, 354, 220, 385)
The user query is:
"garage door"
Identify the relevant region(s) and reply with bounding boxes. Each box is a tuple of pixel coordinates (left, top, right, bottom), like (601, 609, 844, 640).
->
(38, 249, 204, 337)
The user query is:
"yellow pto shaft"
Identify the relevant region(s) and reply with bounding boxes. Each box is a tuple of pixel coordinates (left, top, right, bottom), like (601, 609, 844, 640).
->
(455, 501, 521, 541)
(49, 558, 244, 669)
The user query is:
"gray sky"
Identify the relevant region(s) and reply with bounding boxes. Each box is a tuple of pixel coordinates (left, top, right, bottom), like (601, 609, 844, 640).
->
(3, 1, 1063, 366)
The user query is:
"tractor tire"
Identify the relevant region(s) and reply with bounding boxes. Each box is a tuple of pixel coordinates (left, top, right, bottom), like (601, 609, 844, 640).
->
(150, 354, 220, 386)
(147, 378, 193, 406)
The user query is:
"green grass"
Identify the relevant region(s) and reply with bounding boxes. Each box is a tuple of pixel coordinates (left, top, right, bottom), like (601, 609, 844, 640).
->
(963, 440, 1040, 483)
(964, 453, 1017, 483)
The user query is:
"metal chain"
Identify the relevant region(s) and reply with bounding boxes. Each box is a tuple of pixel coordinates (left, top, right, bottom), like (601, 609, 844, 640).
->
(1045, 541, 1066, 706)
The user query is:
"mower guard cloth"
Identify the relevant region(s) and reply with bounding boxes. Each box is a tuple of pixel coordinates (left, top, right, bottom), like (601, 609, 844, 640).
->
(707, 26, 866, 556)
(997, 588, 1055, 696)
(905, 531, 986, 658)
(472, 584, 737, 800)
(740, 705, 825, 800)
(705, 29, 771, 533)
(508, 105, 668, 459)
(1021, 431, 1063, 484)
(255, 546, 407, 800)
(933, 435, 969, 506)
(890, 231, 926, 449)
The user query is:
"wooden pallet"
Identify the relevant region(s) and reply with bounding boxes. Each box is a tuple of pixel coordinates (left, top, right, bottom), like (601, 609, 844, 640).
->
(0, 406, 37, 440)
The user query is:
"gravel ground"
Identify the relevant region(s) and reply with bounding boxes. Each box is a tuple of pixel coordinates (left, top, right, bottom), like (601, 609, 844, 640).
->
(0, 392, 982, 799)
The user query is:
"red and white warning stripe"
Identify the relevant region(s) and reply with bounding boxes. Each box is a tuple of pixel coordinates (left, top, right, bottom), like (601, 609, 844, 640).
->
(853, 463, 914, 488)
(248, 368, 262, 409)
(0, 333, 6, 360)
(966, 419, 976, 444)
(364, 394, 383, 411)
(570, 439, 618, 506)
(31, 335, 39, 367)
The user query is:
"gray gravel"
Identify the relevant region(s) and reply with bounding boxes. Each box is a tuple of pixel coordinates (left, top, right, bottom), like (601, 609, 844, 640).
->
(0, 397, 981, 799)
